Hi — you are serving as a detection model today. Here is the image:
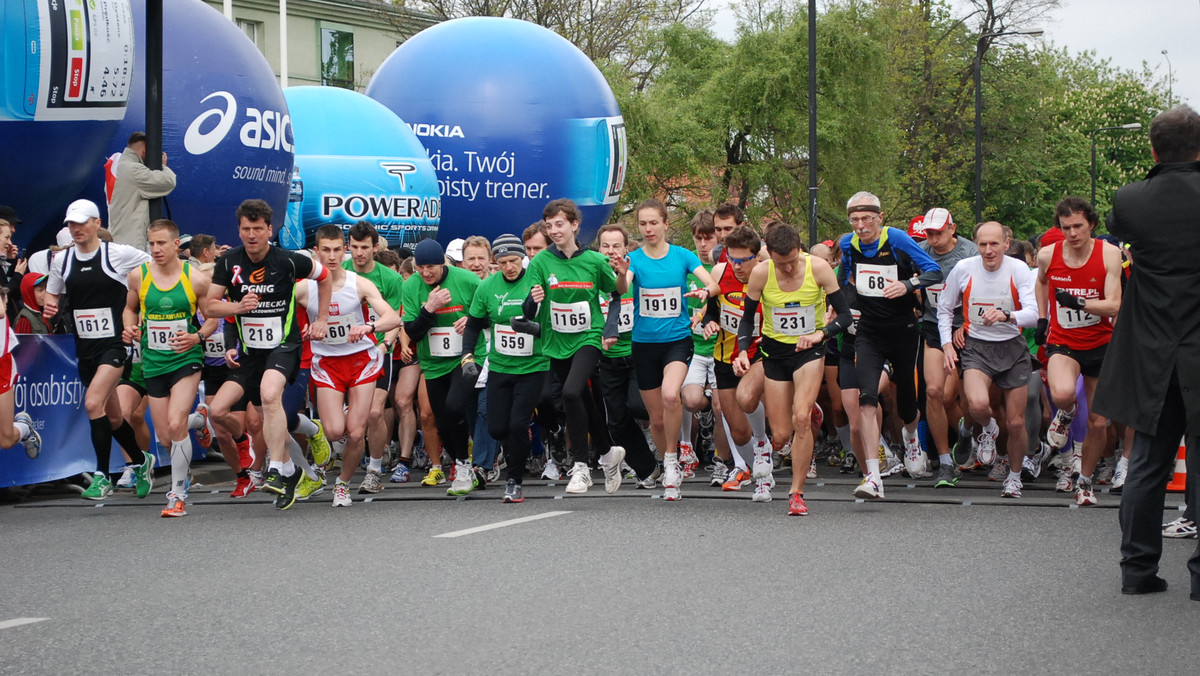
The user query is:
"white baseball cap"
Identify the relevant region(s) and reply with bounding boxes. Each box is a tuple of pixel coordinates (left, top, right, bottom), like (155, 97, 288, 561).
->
(63, 198, 100, 224)
(917, 207, 954, 233)
(446, 238, 465, 263)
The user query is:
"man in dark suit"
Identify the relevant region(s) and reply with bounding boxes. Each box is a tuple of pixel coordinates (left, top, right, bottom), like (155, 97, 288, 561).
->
(1095, 105, 1200, 600)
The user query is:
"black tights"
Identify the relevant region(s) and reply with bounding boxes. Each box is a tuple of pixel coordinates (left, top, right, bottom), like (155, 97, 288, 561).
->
(550, 346, 602, 465)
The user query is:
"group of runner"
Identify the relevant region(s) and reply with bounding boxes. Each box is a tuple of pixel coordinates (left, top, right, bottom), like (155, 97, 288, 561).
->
(11, 189, 1173, 526)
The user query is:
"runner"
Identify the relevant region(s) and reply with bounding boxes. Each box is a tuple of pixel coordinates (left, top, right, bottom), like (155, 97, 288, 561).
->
(733, 224, 851, 514)
(838, 192, 943, 500)
(121, 219, 210, 517)
(205, 199, 332, 511)
(681, 209, 724, 478)
(1036, 197, 1123, 506)
(915, 208, 978, 487)
(0, 285, 42, 459)
(300, 225, 400, 506)
(620, 198, 720, 501)
(460, 234, 550, 502)
(938, 222, 1039, 498)
(44, 199, 154, 501)
(401, 238, 481, 496)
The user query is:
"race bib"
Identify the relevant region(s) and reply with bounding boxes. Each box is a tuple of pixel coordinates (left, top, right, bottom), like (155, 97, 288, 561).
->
(601, 296, 635, 334)
(855, 264, 898, 298)
(428, 326, 463, 358)
(1057, 305, 1100, 329)
(926, 283, 946, 310)
(968, 296, 1013, 323)
(242, 316, 283, 350)
(640, 287, 682, 318)
(323, 314, 356, 346)
(848, 309, 862, 336)
(74, 308, 115, 339)
(493, 325, 533, 357)
(772, 304, 816, 337)
(203, 331, 226, 358)
(550, 300, 591, 334)
(130, 340, 142, 364)
(146, 319, 188, 352)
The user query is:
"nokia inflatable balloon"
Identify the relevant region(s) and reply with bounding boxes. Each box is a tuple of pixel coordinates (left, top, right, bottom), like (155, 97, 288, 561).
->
(366, 17, 626, 244)
(74, 0, 292, 248)
(281, 86, 440, 249)
(0, 0, 133, 247)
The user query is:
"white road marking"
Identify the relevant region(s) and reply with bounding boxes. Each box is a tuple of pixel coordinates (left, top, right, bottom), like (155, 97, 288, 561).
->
(433, 510, 572, 538)
(0, 618, 48, 630)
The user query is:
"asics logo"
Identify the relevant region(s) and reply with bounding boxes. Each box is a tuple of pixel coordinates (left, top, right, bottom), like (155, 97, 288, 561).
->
(184, 92, 238, 155)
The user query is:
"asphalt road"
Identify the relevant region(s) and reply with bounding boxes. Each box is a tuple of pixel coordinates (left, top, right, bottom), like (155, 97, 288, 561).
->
(0, 467, 1195, 675)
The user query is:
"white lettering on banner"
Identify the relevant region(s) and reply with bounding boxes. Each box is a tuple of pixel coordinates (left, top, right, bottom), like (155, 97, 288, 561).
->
(855, 264, 898, 298)
(321, 194, 441, 221)
(184, 91, 293, 155)
(426, 148, 548, 203)
(409, 123, 465, 138)
(13, 373, 86, 411)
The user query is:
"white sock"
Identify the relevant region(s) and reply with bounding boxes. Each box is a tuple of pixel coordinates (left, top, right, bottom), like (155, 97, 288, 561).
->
(368, 456, 382, 473)
(665, 452, 678, 466)
(939, 453, 953, 465)
(985, 418, 999, 435)
(732, 440, 753, 471)
(14, 421, 31, 439)
(680, 411, 693, 445)
(865, 458, 880, 479)
(288, 437, 317, 480)
(170, 438, 191, 497)
(902, 426, 919, 445)
(280, 460, 295, 476)
(835, 424, 852, 453)
(269, 460, 284, 472)
(747, 402, 767, 439)
(1007, 469, 1021, 482)
(293, 413, 319, 437)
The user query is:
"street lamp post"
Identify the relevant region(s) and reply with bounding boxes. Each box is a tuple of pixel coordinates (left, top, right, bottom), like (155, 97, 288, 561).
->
(1090, 123, 1143, 205)
(974, 28, 1043, 224)
(1162, 49, 1173, 108)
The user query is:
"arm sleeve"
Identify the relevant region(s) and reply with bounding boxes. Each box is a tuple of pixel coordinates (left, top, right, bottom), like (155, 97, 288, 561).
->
(222, 319, 239, 348)
(822, 288, 852, 337)
(403, 307, 438, 343)
(461, 314, 489, 356)
(1011, 263, 1040, 329)
(890, 230, 943, 289)
(702, 294, 720, 326)
(937, 264, 966, 346)
(46, 252, 66, 295)
(737, 297, 760, 352)
(602, 291, 622, 340)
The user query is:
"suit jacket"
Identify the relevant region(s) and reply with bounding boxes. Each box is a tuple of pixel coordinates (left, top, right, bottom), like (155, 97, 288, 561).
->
(1094, 160, 1200, 434)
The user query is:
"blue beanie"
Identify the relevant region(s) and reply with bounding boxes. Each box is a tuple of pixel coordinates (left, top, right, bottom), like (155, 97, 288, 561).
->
(414, 239, 445, 266)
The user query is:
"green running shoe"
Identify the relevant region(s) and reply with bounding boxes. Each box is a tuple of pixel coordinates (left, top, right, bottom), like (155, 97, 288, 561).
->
(296, 468, 326, 500)
(934, 463, 960, 488)
(309, 420, 332, 467)
(81, 473, 113, 500)
(134, 451, 155, 499)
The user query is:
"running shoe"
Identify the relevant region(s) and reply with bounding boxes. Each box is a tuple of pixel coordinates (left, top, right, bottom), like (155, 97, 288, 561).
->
(502, 478, 524, 503)
(1074, 478, 1098, 506)
(15, 412, 41, 459)
(975, 427, 998, 466)
(957, 449, 982, 472)
(421, 467, 447, 486)
(1112, 456, 1128, 490)
(541, 461, 562, 481)
(662, 459, 683, 489)
(116, 465, 137, 490)
(296, 469, 326, 500)
(161, 493, 187, 517)
(81, 473, 113, 500)
(1046, 407, 1075, 449)
(663, 486, 682, 501)
(879, 445, 903, 478)
(988, 458, 1010, 482)
(788, 492, 808, 516)
(722, 469, 752, 491)
(236, 436, 254, 470)
(751, 446, 773, 480)
(1162, 516, 1197, 539)
(1022, 442, 1050, 480)
(471, 466, 488, 491)
(840, 453, 858, 474)
(1049, 449, 1074, 471)
(275, 468, 304, 510)
(359, 469, 385, 494)
(772, 443, 792, 471)
(390, 463, 411, 484)
(309, 419, 332, 467)
(679, 441, 699, 479)
(565, 462, 592, 494)
(332, 481, 352, 507)
(710, 459, 729, 487)
(193, 403, 213, 450)
(262, 468, 286, 495)
(934, 464, 960, 488)
(1095, 457, 1116, 485)
(231, 473, 255, 498)
(447, 461, 475, 496)
(1054, 466, 1074, 492)
(807, 457, 818, 479)
(248, 469, 264, 489)
(134, 451, 155, 499)
(752, 477, 773, 503)
(638, 466, 662, 490)
(1001, 475, 1022, 498)
(853, 476, 884, 500)
(902, 436, 927, 478)
(601, 446, 625, 494)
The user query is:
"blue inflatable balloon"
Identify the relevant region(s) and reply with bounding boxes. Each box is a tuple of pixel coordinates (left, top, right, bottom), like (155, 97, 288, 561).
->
(366, 17, 626, 245)
(281, 86, 440, 249)
(70, 0, 293, 249)
(0, 0, 134, 247)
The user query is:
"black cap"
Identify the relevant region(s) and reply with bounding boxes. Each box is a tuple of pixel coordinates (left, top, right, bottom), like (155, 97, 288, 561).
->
(0, 206, 21, 225)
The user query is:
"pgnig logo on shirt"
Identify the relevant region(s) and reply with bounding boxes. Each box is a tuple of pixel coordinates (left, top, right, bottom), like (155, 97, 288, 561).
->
(184, 91, 294, 156)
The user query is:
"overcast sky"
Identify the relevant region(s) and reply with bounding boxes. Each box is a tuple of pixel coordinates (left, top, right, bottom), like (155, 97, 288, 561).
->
(712, 0, 1196, 108)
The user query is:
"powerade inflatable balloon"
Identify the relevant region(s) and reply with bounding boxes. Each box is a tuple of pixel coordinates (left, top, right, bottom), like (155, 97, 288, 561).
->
(75, 0, 292, 248)
(0, 0, 134, 247)
(281, 86, 440, 249)
(366, 17, 626, 245)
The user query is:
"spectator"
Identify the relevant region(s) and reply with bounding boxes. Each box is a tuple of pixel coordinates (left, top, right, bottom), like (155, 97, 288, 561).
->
(188, 234, 218, 265)
(14, 273, 49, 334)
(108, 131, 177, 251)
